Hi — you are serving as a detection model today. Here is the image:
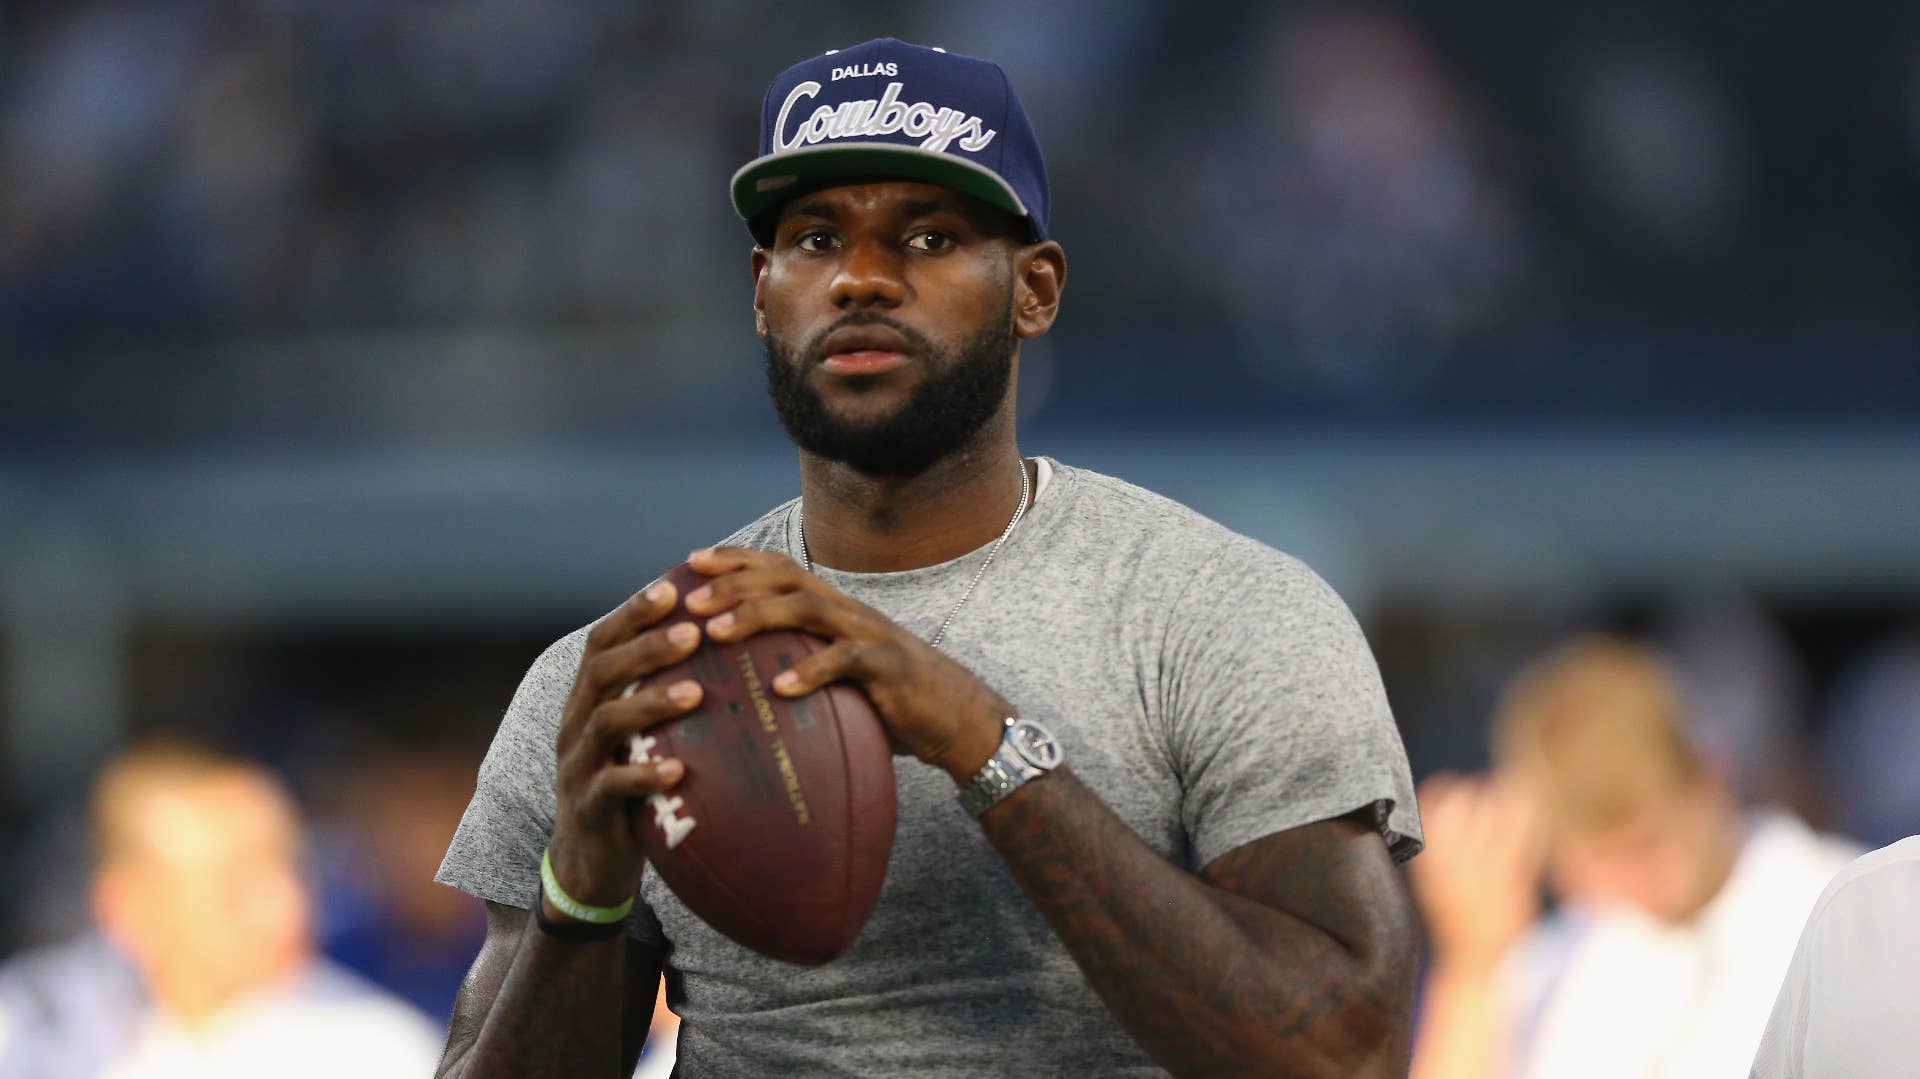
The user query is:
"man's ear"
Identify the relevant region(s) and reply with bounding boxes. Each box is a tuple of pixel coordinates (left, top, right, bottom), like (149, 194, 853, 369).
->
(750, 246, 771, 338)
(92, 865, 139, 954)
(1012, 240, 1066, 340)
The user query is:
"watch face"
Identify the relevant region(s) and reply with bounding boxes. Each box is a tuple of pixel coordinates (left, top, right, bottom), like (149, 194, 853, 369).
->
(1009, 721, 1062, 770)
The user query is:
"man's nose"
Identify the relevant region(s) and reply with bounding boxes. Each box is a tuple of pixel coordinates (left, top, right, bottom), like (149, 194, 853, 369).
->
(829, 237, 907, 309)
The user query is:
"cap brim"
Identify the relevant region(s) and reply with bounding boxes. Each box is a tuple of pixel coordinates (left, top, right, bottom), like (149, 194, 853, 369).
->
(730, 144, 1031, 244)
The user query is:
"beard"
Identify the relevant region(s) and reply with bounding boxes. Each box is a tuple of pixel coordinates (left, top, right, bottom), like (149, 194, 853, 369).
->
(762, 301, 1016, 478)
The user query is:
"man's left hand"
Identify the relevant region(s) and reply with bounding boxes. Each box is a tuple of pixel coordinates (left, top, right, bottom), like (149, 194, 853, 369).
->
(682, 546, 1008, 784)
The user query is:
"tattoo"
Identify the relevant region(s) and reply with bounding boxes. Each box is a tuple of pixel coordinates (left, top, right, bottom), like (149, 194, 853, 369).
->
(980, 768, 1416, 1078)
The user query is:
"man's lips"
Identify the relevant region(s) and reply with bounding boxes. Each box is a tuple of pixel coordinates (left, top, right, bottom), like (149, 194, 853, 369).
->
(815, 323, 915, 376)
(821, 348, 908, 376)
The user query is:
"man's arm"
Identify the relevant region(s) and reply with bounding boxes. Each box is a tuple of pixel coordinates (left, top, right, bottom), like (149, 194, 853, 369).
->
(440, 576, 709, 1078)
(983, 768, 1417, 1079)
(435, 901, 664, 1079)
(685, 544, 1418, 1077)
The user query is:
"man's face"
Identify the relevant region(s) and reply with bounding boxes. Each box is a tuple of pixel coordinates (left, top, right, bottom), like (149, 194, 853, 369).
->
(1544, 775, 1729, 924)
(753, 181, 1023, 477)
(100, 771, 312, 1003)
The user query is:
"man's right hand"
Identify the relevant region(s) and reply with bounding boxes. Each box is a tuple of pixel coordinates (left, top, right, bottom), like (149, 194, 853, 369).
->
(1407, 772, 1546, 973)
(549, 580, 705, 916)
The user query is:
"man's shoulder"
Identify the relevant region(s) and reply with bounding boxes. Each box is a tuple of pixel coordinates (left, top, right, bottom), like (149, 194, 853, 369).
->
(292, 960, 440, 1026)
(234, 961, 443, 1068)
(1046, 460, 1313, 577)
(0, 931, 143, 1008)
(1803, 834, 1920, 930)
(1841, 834, 1920, 879)
(711, 497, 800, 555)
(1040, 461, 1358, 639)
(0, 933, 145, 1073)
(1050, 461, 1229, 538)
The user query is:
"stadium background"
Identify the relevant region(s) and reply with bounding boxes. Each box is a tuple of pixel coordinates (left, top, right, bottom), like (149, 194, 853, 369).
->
(2, 0, 1918, 1028)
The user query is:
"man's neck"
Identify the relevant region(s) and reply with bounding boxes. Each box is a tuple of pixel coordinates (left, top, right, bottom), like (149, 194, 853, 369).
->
(797, 433, 1029, 573)
(151, 954, 305, 1031)
(1665, 802, 1746, 927)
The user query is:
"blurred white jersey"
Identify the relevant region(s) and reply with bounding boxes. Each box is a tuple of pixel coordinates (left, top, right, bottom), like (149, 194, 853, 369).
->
(1504, 813, 1859, 1079)
(1749, 836, 1920, 1079)
(100, 963, 442, 1079)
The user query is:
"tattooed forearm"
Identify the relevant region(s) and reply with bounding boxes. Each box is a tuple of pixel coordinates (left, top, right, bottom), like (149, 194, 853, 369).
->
(980, 768, 1417, 1079)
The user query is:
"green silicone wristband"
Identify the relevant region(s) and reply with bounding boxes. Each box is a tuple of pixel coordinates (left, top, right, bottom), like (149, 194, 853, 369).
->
(539, 848, 635, 925)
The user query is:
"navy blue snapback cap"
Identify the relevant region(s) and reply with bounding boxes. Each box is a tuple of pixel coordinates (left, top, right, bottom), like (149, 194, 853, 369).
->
(731, 38, 1050, 245)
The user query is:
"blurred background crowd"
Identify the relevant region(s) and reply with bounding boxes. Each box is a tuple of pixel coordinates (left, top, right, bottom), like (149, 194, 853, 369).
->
(1, 0, 1917, 1075)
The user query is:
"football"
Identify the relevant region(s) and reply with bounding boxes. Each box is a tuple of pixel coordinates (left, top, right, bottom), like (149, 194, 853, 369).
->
(625, 561, 896, 965)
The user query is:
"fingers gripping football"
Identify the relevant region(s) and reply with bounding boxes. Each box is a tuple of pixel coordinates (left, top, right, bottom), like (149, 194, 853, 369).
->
(685, 546, 1012, 782)
(550, 580, 703, 908)
(770, 637, 892, 696)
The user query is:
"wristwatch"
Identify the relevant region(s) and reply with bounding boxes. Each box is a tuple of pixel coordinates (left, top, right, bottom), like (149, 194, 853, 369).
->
(958, 716, 1063, 817)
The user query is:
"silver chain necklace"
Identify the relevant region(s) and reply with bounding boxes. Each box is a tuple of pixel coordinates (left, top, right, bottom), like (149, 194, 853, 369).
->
(798, 458, 1030, 649)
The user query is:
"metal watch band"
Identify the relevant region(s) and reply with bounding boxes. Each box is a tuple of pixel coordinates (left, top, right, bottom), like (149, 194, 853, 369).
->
(958, 717, 1059, 818)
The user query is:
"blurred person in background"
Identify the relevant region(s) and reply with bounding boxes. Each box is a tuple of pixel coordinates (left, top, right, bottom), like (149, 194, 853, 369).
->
(1656, 594, 1826, 825)
(1408, 636, 1859, 1079)
(0, 928, 142, 1078)
(0, 739, 442, 1079)
(1749, 835, 1920, 1078)
(315, 742, 489, 1024)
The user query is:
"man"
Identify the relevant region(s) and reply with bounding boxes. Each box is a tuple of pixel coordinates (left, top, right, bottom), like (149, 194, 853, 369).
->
(0, 740, 443, 1079)
(434, 37, 1422, 1078)
(1749, 835, 1920, 1078)
(1409, 636, 1859, 1079)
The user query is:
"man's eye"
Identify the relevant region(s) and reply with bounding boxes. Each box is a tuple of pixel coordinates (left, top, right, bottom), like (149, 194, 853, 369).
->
(795, 231, 838, 252)
(907, 231, 953, 252)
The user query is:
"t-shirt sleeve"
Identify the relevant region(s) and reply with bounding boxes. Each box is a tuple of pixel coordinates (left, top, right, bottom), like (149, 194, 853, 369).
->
(434, 625, 667, 945)
(1163, 535, 1421, 868)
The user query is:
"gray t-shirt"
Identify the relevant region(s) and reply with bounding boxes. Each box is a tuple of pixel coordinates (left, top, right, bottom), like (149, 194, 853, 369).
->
(437, 458, 1420, 1076)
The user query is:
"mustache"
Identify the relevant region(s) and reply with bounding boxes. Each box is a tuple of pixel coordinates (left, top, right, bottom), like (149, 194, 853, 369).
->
(799, 313, 935, 364)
